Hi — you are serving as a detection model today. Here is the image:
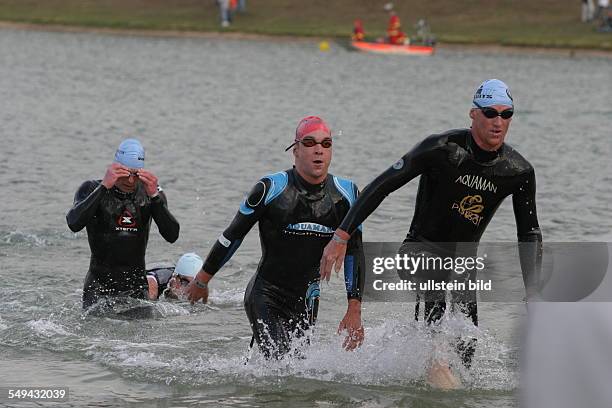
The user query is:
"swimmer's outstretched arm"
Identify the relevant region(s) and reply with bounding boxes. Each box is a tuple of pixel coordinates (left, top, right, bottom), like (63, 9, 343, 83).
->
(338, 217, 366, 350)
(321, 135, 441, 280)
(66, 180, 105, 232)
(186, 179, 270, 304)
(513, 169, 543, 299)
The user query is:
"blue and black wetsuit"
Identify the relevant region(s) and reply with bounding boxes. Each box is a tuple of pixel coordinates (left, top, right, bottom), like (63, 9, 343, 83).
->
(337, 129, 542, 366)
(66, 180, 180, 309)
(203, 168, 365, 359)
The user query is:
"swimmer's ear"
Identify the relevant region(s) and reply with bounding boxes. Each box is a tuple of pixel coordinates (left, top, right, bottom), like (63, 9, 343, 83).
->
(469, 109, 476, 120)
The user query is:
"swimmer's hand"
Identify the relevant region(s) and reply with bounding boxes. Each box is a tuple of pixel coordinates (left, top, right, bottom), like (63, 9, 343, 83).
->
(338, 299, 364, 351)
(186, 270, 212, 304)
(320, 229, 350, 282)
(102, 163, 131, 189)
(136, 169, 159, 197)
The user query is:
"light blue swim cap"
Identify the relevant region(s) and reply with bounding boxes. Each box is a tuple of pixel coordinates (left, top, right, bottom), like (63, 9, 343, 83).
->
(175, 253, 203, 278)
(473, 79, 514, 108)
(114, 138, 145, 169)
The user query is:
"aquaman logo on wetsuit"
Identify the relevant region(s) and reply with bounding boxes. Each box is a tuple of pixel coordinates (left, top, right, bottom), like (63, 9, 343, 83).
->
(451, 194, 485, 226)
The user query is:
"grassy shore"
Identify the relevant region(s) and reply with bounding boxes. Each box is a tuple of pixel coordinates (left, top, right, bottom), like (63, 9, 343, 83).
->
(0, 0, 610, 50)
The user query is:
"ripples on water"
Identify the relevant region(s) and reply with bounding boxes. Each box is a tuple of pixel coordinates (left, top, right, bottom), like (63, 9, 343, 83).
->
(0, 27, 610, 407)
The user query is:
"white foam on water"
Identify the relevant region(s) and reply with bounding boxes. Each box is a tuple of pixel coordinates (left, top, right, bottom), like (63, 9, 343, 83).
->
(208, 288, 245, 306)
(153, 301, 190, 317)
(1, 230, 50, 247)
(26, 319, 71, 337)
(82, 314, 515, 391)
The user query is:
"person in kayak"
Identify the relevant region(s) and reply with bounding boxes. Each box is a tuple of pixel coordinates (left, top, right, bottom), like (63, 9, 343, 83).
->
(186, 116, 365, 359)
(66, 138, 180, 310)
(320, 79, 542, 387)
(384, 3, 407, 45)
(352, 19, 366, 42)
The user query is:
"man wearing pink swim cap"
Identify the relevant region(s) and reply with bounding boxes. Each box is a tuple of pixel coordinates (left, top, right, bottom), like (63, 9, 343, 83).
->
(187, 116, 366, 359)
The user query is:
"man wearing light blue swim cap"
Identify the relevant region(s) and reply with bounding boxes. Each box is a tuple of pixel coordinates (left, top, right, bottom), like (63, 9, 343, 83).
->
(469, 78, 515, 151)
(66, 138, 180, 311)
(321, 79, 542, 388)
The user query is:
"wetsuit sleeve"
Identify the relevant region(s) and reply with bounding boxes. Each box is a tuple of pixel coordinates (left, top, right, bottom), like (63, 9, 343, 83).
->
(66, 181, 106, 232)
(203, 179, 270, 275)
(344, 184, 365, 300)
(339, 137, 438, 235)
(512, 169, 543, 297)
(150, 190, 180, 243)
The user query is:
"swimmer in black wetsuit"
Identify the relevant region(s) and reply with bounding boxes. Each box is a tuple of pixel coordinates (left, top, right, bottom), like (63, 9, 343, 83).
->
(146, 253, 203, 300)
(321, 79, 542, 387)
(186, 116, 366, 359)
(66, 138, 180, 310)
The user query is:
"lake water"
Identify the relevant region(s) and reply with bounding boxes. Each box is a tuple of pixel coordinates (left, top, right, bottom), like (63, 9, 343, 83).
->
(0, 27, 611, 407)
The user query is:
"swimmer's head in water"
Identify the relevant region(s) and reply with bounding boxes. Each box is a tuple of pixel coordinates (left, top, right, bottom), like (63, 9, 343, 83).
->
(175, 253, 203, 278)
(288, 116, 333, 185)
(164, 253, 203, 299)
(114, 138, 145, 169)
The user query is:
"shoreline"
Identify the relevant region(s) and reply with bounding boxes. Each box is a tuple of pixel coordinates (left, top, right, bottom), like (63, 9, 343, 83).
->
(1, 21, 611, 58)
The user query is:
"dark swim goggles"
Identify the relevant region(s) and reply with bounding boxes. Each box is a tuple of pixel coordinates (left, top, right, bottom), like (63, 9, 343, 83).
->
(285, 137, 333, 151)
(473, 101, 514, 119)
(175, 274, 191, 286)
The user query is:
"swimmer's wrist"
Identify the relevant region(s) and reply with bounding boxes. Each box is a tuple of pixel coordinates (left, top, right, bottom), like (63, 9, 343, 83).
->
(347, 298, 361, 312)
(194, 279, 208, 289)
(195, 270, 213, 285)
(332, 230, 350, 245)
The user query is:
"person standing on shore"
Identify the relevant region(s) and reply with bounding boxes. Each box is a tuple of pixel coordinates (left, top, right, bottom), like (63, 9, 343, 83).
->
(218, 0, 231, 27)
(582, 0, 596, 22)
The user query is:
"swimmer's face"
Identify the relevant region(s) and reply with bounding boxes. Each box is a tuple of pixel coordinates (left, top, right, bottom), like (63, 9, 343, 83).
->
(165, 274, 193, 300)
(469, 104, 512, 151)
(115, 168, 140, 193)
(293, 130, 332, 184)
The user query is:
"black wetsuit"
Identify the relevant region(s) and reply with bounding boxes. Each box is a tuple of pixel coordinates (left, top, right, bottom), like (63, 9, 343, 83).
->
(203, 168, 365, 359)
(66, 180, 180, 309)
(338, 129, 542, 366)
(146, 266, 175, 300)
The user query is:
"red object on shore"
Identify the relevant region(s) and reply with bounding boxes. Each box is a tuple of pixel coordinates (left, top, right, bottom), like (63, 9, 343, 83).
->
(351, 41, 435, 56)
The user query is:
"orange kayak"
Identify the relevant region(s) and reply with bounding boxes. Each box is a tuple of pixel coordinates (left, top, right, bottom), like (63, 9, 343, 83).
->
(351, 41, 435, 56)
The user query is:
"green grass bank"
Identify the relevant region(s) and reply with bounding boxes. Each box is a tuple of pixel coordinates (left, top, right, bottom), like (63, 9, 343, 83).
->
(0, 0, 610, 50)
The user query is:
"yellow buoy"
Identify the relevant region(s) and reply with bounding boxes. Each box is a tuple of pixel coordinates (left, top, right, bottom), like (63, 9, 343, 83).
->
(319, 40, 330, 52)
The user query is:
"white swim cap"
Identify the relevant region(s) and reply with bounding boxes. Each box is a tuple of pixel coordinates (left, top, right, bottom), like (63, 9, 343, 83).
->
(175, 253, 203, 278)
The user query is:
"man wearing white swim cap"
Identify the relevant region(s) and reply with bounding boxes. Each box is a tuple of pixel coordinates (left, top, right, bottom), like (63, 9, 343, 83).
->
(66, 138, 180, 311)
(321, 79, 542, 388)
(146, 253, 203, 300)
